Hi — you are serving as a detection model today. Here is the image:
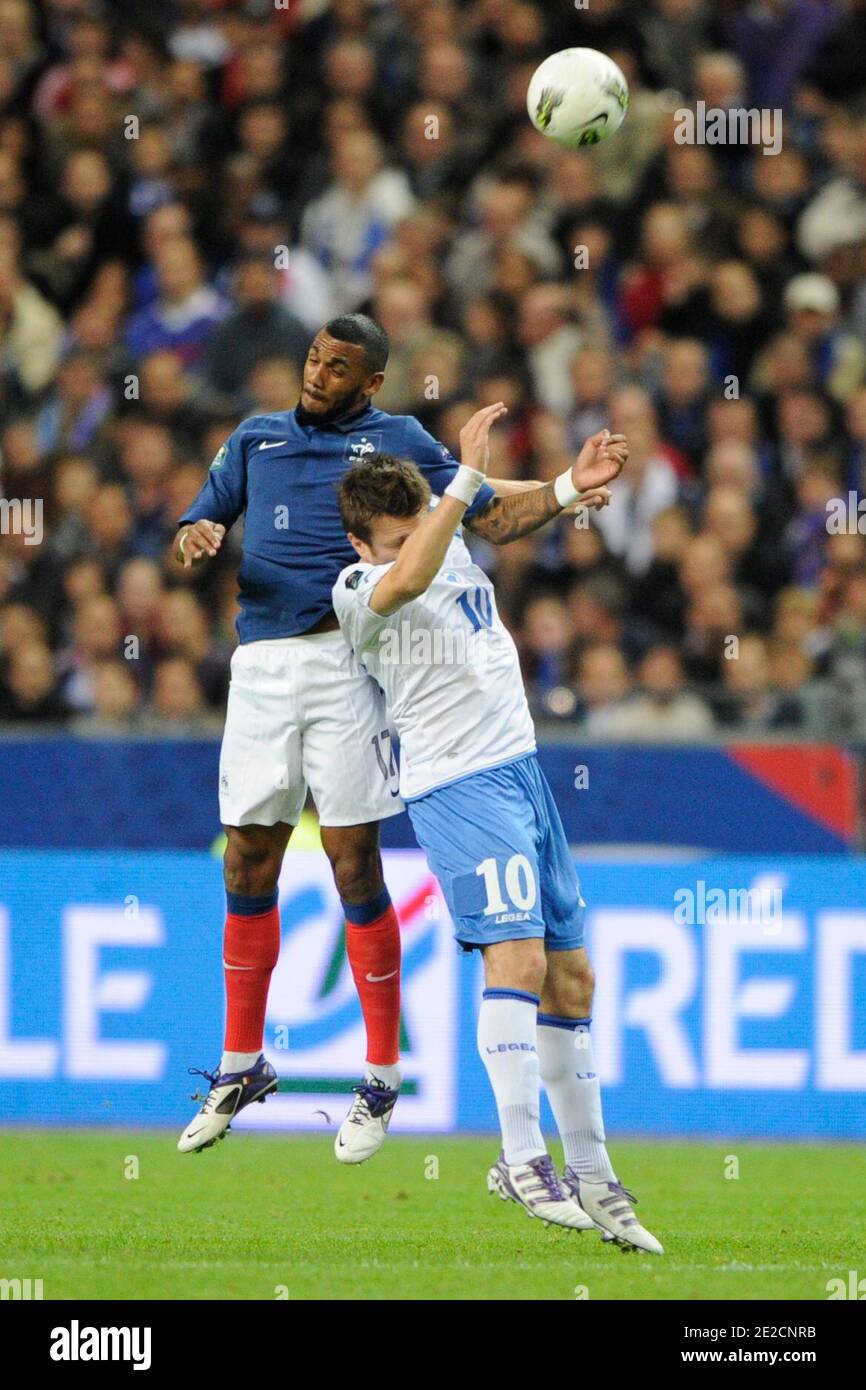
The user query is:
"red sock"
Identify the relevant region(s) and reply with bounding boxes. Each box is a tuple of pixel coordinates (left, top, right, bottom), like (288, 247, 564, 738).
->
(344, 893, 401, 1066)
(223, 897, 281, 1053)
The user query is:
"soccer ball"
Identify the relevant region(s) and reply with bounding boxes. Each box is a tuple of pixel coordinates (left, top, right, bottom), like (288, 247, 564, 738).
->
(527, 48, 629, 149)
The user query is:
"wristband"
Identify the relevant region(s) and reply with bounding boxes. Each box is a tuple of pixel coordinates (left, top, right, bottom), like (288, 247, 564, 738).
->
(554, 468, 583, 508)
(445, 464, 486, 507)
(178, 529, 190, 559)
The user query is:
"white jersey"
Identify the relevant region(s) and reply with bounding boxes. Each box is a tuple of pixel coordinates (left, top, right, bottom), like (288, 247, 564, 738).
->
(332, 525, 536, 801)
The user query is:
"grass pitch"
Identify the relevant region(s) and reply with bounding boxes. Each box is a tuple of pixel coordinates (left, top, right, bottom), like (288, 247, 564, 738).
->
(1, 1130, 862, 1301)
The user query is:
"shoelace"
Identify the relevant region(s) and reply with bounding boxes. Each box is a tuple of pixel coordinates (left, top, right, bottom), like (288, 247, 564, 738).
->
(187, 1065, 220, 1107)
(600, 1184, 639, 1206)
(520, 1155, 566, 1205)
(598, 1181, 639, 1224)
(349, 1081, 397, 1123)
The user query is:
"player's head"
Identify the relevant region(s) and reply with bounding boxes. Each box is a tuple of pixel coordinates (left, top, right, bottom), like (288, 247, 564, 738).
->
(339, 454, 431, 564)
(300, 314, 389, 422)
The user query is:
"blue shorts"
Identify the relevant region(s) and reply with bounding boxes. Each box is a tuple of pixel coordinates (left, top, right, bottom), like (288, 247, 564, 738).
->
(407, 754, 585, 952)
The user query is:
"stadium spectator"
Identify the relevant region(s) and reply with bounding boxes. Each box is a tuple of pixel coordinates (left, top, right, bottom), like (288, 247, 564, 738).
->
(126, 236, 226, 366)
(201, 254, 309, 408)
(71, 658, 141, 735)
(597, 643, 715, 741)
(301, 127, 415, 313)
(0, 638, 68, 722)
(577, 641, 634, 735)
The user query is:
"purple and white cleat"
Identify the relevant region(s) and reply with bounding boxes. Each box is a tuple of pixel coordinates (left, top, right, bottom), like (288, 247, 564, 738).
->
(487, 1152, 595, 1230)
(334, 1078, 400, 1165)
(563, 1169, 664, 1254)
(177, 1055, 278, 1153)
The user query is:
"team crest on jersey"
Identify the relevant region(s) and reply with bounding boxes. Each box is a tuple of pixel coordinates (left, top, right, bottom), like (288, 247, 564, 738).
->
(344, 569, 364, 590)
(344, 431, 383, 462)
(210, 443, 228, 469)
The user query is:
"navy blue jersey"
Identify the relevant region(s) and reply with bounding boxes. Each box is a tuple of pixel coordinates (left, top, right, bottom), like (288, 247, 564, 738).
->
(178, 403, 496, 643)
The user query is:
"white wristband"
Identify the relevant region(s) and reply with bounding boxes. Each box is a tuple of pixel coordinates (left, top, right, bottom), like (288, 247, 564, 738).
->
(178, 529, 189, 559)
(445, 465, 486, 507)
(554, 469, 583, 508)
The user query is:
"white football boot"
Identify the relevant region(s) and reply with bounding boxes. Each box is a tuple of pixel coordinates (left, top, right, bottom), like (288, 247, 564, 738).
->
(487, 1152, 595, 1230)
(564, 1170, 664, 1253)
(177, 1055, 278, 1153)
(334, 1078, 399, 1164)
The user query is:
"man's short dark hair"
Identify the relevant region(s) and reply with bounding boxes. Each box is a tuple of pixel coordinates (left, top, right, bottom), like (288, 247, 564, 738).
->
(324, 313, 390, 373)
(338, 454, 430, 543)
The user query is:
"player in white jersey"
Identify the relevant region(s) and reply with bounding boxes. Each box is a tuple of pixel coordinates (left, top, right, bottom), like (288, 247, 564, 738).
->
(332, 405, 663, 1250)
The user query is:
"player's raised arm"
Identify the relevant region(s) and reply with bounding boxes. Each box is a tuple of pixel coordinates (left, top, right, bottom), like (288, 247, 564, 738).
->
(464, 430, 627, 544)
(367, 403, 507, 614)
(486, 476, 612, 513)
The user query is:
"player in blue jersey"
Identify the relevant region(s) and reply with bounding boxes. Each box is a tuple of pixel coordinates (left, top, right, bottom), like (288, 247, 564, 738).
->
(173, 314, 600, 1161)
(331, 408, 663, 1251)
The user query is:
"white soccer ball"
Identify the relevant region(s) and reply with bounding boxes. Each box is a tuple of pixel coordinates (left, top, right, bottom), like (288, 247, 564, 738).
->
(527, 48, 629, 149)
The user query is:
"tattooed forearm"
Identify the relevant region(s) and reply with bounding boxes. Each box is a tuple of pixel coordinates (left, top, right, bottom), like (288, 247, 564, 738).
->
(464, 480, 561, 544)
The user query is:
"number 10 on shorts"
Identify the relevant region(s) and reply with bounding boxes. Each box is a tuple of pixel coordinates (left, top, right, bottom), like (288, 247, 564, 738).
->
(476, 854, 537, 915)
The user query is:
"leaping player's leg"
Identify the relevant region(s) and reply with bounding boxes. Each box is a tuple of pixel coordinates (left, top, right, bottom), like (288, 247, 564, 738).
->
(178, 823, 288, 1153)
(533, 762, 663, 1252)
(477, 944, 593, 1231)
(538, 951, 661, 1254)
(406, 757, 593, 1231)
(301, 632, 406, 1164)
(179, 637, 306, 1154)
(321, 821, 403, 1163)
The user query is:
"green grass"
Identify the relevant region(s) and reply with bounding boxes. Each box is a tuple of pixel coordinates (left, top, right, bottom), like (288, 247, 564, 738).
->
(1, 1131, 863, 1301)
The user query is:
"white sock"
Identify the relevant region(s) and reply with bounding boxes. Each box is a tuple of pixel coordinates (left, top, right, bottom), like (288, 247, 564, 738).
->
(220, 1050, 261, 1075)
(537, 1015, 616, 1181)
(477, 989, 546, 1166)
(365, 1061, 402, 1090)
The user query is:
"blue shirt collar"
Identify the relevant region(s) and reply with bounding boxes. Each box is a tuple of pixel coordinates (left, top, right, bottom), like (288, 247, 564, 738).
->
(293, 401, 377, 434)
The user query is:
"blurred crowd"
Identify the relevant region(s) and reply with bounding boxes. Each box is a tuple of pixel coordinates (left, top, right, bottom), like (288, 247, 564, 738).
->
(1, 0, 866, 739)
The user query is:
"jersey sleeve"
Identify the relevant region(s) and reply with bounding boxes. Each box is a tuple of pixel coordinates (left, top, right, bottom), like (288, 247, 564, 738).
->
(177, 426, 248, 531)
(400, 416, 496, 519)
(332, 562, 397, 652)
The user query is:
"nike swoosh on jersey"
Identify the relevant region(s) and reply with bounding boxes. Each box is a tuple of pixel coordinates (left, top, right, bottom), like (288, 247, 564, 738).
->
(365, 969, 398, 983)
(259, 440, 289, 450)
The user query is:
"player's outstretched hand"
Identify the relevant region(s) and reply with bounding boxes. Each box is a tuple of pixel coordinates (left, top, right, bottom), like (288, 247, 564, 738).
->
(177, 520, 226, 568)
(458, 401, 508, 476)
(571, 429, 628, 495)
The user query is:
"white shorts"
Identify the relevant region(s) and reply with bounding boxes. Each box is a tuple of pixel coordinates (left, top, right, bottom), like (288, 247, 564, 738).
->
(219, 631, 404, 828)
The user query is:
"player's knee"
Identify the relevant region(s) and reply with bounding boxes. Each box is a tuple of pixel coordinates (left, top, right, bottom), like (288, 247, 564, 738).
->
(506, 944, 547, 996)
(327, 847, 382, 904)
(524, 960, 548, 997)
(573, 957, 595, 1012)
(543, 953, 595, 1016)
(224, 829, 281, 896)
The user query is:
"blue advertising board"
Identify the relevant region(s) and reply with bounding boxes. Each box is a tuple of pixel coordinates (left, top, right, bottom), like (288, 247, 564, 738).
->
(1, 850, 864, 1139)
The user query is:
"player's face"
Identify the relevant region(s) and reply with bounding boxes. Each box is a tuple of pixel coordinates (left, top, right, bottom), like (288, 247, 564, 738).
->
(349, 510, 425, 565)
(300, 332, 383, 420)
